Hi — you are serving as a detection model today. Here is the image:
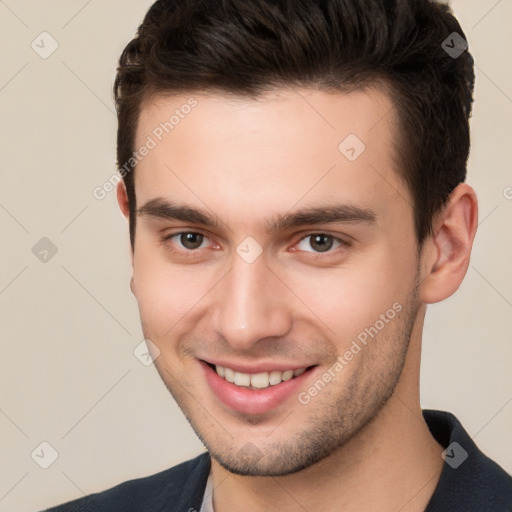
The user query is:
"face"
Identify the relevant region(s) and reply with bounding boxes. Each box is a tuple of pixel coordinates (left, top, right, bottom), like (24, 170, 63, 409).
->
(127, 86, 423, 476)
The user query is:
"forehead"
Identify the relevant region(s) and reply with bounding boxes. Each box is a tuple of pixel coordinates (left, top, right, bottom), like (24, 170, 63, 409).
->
(133, 86, 410, 233)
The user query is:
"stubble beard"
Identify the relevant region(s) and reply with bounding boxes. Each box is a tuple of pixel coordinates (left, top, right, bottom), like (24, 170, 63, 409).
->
(151, 281, 421, 477)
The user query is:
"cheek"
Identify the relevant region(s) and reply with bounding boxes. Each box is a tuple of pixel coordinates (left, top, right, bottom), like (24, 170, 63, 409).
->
(285, 248, 414, 345)
(132, 245, 216, 335)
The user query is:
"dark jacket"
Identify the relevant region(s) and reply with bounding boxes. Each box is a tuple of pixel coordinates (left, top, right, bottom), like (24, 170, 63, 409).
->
(44, 410, 512, 511)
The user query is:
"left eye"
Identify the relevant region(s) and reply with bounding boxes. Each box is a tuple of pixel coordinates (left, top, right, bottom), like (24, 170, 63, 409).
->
(296, 234, 342, 253)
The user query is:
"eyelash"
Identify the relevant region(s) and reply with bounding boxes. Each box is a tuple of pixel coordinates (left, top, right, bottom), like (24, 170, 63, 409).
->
(160, 230, 349, 259)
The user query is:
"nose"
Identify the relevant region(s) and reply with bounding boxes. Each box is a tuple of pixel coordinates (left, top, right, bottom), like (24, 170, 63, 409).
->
(211, 253, 292, 352)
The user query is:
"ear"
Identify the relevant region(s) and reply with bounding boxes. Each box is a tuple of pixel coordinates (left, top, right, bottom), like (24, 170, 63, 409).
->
(420, 183, 478, 304)
(117, 180, 130, 218)
(116, 180, 135, 270)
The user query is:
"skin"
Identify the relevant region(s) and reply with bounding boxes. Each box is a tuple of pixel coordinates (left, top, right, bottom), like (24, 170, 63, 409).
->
(117, 86, 478, 511)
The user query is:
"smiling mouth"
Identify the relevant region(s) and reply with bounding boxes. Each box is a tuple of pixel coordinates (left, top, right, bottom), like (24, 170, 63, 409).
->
(203, 361, 316, 390)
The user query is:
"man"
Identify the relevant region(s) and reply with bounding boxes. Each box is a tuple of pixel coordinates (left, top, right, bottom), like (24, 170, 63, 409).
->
(45, 0, 512, 510)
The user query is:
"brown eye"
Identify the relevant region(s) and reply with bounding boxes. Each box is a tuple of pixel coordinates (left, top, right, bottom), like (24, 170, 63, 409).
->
(296, 234, 342, 254)
(164, 232, 208, 251)
(179, 232, 204, 249)
(310, 234, 333, 252)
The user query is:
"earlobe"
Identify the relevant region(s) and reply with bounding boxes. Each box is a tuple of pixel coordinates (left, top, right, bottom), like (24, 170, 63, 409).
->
(420, 183, 478, 304)
(117, 181, 130, 218)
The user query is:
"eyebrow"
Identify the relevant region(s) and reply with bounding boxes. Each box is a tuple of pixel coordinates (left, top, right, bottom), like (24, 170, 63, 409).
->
(137, 197, 377, 232)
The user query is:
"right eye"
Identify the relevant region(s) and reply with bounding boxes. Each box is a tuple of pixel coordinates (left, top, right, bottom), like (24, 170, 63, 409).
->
(161, 231, 212, 252)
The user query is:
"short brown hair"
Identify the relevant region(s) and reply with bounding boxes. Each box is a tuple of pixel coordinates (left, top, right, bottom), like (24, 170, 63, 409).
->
(114, 0, 475, 249)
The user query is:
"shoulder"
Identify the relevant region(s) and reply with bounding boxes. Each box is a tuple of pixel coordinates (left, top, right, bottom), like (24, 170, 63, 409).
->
(424, 410, 512, 511)
(43, 452, 211, 512)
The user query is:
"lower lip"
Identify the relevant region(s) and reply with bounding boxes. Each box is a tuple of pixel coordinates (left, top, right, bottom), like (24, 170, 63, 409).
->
(200, 361, 315, 415)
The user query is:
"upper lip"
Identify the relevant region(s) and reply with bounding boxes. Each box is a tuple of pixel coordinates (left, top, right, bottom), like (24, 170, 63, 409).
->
(200, 358, 315, 374)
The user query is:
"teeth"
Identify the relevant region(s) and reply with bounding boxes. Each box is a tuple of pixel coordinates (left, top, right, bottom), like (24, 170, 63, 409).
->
(282, 370, 294, 381)
(250, 372, 269, 389)
(269, 371, 282, 386)
(214, 365, 308, 389)
(224, 367, 235, 383)
(234, 372, 251, 386)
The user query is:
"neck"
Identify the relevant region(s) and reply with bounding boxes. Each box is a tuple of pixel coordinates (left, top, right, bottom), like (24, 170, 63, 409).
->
(210, 316, 444, 511)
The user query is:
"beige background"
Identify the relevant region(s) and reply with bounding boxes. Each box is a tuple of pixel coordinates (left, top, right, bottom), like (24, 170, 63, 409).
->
(0, 1, 511, 510)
